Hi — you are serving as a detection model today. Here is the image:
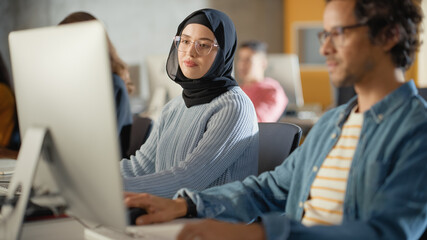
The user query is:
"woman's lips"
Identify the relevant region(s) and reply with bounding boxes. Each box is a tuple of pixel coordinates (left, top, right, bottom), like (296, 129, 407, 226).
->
(184, 60, 198, 67)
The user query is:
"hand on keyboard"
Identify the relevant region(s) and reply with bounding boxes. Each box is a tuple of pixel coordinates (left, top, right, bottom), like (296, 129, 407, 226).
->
(127, 207, 148, 225)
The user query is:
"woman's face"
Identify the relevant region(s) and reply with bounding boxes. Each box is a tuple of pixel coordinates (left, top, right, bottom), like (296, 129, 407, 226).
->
(178, 24, 218, 79)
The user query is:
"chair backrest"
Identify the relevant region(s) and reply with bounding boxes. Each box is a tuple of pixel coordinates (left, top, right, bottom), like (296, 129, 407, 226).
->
(258, 122, 302, 175)
(335, 86, 356, 106)
(126, 115, 153, 158)
(265, 54, 304, 112)
(418, 88, 427, 101)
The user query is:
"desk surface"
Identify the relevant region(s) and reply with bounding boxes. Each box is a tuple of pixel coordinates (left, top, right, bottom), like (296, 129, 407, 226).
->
(21, 218, 85, 240)
(279, 116, 319, 137)
(85, 219, 196, 240)
(21, 217, 196, 240)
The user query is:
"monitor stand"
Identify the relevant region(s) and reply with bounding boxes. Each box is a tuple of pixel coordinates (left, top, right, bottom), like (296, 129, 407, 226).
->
(0, 127, 50, 240)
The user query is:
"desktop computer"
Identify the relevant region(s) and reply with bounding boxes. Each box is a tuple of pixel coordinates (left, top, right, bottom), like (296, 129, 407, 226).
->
(3, 20, 187, 240)
(2, 21, 126, 239)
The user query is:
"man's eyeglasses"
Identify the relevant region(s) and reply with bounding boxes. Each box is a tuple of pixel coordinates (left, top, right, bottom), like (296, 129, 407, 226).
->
(173, 36, 219, 56)
(317, 23, 367, 47)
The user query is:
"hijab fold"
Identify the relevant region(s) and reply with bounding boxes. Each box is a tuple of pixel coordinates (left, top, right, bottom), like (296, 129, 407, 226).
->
(166, 8, 238, 108)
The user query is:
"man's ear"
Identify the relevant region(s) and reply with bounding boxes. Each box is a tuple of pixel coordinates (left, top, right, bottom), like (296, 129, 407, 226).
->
(380, 25, 400, 52)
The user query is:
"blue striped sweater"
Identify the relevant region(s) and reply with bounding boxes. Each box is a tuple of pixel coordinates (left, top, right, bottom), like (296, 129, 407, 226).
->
(120, 87, 259, 198)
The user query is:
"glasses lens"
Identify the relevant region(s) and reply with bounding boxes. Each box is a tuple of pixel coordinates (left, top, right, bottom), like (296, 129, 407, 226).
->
(331, 30, 345, 46)
(174, 36, 194, 53)
(195, 41, 213, 56)
(174, 36, 216, 56)
(318, 31, 326, 45)
(317, 30, 345, 47)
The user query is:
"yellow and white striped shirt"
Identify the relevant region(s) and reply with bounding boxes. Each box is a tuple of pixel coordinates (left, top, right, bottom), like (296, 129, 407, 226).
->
(302, 106, 363, 226)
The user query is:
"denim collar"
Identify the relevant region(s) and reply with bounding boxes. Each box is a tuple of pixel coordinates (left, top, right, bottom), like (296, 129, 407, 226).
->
(337, 80, 417, 127)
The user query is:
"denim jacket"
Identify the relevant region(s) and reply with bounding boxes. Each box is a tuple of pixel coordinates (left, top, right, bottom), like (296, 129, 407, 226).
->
(176, 80, 427, 240)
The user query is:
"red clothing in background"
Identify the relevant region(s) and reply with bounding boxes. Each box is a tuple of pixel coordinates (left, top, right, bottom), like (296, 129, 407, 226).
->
(241, 77, 288, 122)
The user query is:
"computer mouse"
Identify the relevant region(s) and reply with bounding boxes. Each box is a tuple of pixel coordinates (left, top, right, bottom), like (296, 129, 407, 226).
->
(127, 207, 148, 225)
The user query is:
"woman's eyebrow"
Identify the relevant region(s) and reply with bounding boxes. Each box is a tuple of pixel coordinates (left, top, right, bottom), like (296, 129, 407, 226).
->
(181, 34, 214, 42)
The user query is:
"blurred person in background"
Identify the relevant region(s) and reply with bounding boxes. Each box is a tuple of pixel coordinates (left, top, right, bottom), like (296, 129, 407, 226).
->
(236, 40, 288, 122)
(0, 50, 20, 151)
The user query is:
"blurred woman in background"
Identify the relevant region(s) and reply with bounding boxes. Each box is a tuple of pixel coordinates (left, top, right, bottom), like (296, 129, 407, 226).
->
(0, 50, 20, 151)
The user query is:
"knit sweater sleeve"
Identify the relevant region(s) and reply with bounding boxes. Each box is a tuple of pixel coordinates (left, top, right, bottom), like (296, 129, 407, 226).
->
(122, 90, 257, 198)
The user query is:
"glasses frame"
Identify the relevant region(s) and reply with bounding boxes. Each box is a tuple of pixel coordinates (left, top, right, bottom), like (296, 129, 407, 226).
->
(173, 36, 219, 56)
(317, 23, 367, 46)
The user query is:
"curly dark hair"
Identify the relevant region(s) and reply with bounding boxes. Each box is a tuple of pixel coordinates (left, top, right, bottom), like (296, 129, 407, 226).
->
(326, 0, 424, 70)
(0, 51, 11, 87)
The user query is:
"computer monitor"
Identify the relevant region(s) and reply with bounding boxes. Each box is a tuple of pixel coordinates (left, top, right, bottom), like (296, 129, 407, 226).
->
(7, 21, 127, 236)
(265, 53, 304, 112)
(144, 54, 182, 121)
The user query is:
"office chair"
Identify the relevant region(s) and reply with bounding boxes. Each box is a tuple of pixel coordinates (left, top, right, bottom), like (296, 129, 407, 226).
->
(418, 88, 427, 101)
(126, 115, 153, 158)
(336, 86, 357, 106)
(258, 122, 302, 175)
(119, 124, 132, 158)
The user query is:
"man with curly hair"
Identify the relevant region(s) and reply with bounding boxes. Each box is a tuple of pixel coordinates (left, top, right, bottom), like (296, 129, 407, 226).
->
(124, 1, 427, 239)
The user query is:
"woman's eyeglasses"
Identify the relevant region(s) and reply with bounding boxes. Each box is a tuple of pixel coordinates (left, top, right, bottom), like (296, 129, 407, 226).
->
(173, 36, 219, 56)
(317, 23, 367, 47)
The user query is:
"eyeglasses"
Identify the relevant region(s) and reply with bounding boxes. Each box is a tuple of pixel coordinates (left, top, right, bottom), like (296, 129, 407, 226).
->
(173, 36, 219, 56)
(317, 23, 367, 47)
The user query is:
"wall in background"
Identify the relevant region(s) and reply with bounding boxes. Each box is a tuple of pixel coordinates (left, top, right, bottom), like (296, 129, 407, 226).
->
(0, 0, 283, 112)
(210, 1, 283, 53)
(283, 0, 331, 110)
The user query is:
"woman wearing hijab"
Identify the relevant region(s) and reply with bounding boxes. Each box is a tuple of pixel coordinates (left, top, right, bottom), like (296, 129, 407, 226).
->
(120, 8, 258, 198)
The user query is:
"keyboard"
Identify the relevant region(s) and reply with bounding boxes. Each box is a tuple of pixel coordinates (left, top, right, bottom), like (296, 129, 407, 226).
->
(0, 185, 8, 195)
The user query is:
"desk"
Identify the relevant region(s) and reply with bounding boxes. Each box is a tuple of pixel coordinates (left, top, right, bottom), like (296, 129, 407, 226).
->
(279, 116, 316, 136)
(280, 105, 323, 137)
(85, 219, 196, 240)
(279, 114, 320, 138)
(21, 218, 85, 240)
(20, 217, 195, 240)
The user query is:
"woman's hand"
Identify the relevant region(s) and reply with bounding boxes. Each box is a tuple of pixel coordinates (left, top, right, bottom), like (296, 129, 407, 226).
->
(124, 192, 187, 225)
(177, 219, 265, 240)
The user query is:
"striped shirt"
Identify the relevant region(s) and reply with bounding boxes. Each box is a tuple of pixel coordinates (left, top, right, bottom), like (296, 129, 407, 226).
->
(302, 106, 363, 226)
(120, 87, 259, 198)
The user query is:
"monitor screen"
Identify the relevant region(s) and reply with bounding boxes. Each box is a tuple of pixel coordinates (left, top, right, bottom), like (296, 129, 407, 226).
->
(265, 54, 304, 112)
(9, 21, 127, 231)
